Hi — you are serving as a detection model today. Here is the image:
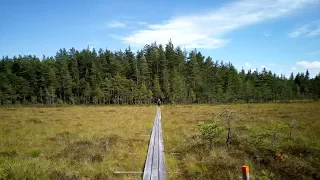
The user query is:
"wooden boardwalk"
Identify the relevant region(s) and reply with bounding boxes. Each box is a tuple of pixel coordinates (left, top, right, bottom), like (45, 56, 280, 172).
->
(143, 107, 166, 180)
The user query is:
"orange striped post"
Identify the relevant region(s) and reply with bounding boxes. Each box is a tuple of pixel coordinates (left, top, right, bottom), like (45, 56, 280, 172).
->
(242, 166, 249, 180)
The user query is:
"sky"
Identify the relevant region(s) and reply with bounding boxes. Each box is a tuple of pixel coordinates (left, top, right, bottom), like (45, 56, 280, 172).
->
(0, 0, 320, 77)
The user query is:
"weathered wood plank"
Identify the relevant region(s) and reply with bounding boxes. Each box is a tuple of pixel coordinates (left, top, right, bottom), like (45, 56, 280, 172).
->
(143, 107, 166, 180)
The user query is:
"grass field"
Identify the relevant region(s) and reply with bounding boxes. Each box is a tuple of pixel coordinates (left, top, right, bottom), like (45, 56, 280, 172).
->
(0, 106, 155, 180)
(0, 103, 320, 180)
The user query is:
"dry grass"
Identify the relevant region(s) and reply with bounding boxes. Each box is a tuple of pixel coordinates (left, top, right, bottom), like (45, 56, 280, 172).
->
(0, 103, 320, 179)
(162, 103, 320, 180)
(0, 105, 156, 180)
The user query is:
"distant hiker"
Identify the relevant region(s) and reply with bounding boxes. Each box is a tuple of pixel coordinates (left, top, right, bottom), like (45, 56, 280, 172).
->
(157, 98, 161, 106)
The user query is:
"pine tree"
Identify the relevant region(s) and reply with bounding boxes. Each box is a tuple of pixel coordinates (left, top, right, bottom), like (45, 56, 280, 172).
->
(171, 68, 186, 104)
(138, 54, 149, 85)
(125, 47, 138, 81)
(158, 44, 170, 101)
(165, 40, 175, 72)
(55, 49, 73, 102)
(153, 74, 163, 99)
(1, 41, 320, 105)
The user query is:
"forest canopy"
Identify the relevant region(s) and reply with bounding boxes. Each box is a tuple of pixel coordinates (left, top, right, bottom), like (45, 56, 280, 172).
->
(1, 41, 319, 105)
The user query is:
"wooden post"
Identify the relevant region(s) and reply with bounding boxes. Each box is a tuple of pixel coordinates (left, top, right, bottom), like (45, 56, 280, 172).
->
(242, 166, 249, 180)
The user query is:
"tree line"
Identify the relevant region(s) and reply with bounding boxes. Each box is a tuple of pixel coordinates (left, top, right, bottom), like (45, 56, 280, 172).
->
(1, 41, 319, 105)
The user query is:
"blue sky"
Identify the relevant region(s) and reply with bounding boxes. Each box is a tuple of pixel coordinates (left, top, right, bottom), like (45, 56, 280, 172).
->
(1, 0, 320, 77)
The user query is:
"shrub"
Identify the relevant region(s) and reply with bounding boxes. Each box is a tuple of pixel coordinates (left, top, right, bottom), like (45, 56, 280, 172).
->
(199, 122, 223, 150)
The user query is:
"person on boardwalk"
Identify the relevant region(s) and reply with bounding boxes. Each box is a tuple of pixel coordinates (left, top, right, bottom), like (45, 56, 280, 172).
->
(157, 98, 161, 106)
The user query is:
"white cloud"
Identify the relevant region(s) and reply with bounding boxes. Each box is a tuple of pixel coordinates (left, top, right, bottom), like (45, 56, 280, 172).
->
(288, 24, 310, 38)
(307, 27, 320, 37)
(115, 0, 316, 49)
(291, 66, 297, 70)
(289, 21, 320, 38)
(296, 61, 320, 69)
(245, 62, 251, 68)
(107, 21, 126, 28)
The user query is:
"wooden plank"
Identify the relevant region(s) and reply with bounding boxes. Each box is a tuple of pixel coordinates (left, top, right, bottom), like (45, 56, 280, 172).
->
(143, 119, 156, 179)
(143, 107, 166, 180)
(151, 116, 159, 179)
(158, 108, 166, 180)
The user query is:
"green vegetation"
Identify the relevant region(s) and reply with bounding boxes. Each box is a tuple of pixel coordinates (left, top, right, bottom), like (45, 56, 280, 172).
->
(163, 103, 320, 179)
(199, 122, 223, 150)
(1, 41, 320, 105)
(0, 103, 319, 179)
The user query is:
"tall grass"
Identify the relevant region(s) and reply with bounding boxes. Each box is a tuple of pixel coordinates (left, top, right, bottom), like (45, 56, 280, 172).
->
(0, 106, 155, 180)
(162, 103, 320, 180)
(1, 103, 319, 179)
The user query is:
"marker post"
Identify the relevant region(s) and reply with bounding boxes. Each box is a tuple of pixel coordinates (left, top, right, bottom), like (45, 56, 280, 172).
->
(242, 166, 249, 180)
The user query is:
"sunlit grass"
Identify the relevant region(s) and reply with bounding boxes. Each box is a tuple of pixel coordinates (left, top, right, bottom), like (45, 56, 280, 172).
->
(162, 103, 320, 179)
(0, 103, 319, 179)
(0, 106, 155, 180)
